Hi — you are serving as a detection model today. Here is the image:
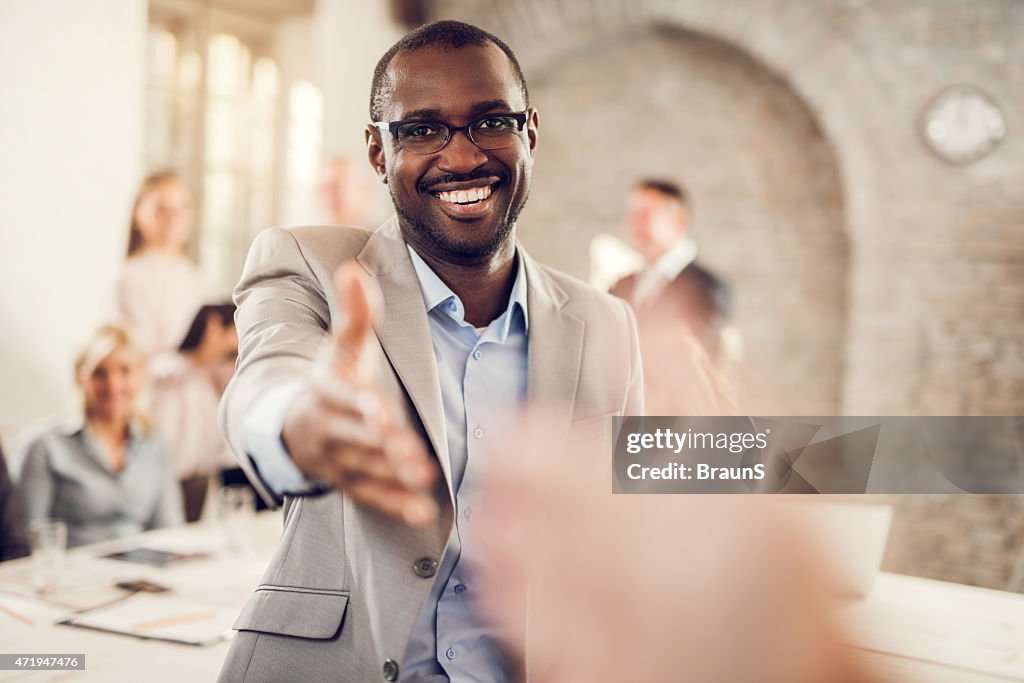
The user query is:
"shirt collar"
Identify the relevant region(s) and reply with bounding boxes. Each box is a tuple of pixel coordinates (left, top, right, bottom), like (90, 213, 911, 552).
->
(406, 244, 529, 338)
(651, 236, 698, 281)
(63, 415, 144, 441)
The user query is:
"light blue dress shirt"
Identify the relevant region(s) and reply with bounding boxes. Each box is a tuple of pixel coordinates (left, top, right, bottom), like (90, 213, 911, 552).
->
(241, 245, 529, 682)
(399, 247, 527, 683)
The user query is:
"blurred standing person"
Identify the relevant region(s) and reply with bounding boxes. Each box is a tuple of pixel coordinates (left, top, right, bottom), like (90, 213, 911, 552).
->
(153, 304, 239, 521)
(610, 179, 732, 365)
(319, 156, 374, 226)
(116, 171, 206, 358)
(19, 326, 183, 548)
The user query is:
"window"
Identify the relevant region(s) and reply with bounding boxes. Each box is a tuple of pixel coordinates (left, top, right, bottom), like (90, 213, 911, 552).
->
(145, 1, 304, 296)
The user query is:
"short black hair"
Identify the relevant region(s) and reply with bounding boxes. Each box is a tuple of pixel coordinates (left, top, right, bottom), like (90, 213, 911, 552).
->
(178, 303, 236, 352)
(369, 20, 529, 121)
(637, 178, 688, 205)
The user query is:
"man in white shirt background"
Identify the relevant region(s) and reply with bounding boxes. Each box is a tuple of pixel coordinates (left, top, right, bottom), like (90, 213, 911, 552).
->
(610, 179, 733, 366)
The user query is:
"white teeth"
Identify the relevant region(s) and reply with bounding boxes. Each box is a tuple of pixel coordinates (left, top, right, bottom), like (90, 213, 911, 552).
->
(435, 185, 494, 205)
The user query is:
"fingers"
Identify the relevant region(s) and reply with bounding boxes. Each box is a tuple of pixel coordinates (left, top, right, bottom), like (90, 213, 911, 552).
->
(291, 416, 439, 529)
(309, 441, 437, 528)
(332, 261, 382, 382)
(310, 396, 438, 527)
(344, 478, 438, 528)
(310, 358, 390, 429)
(317, 426, 433, 486)
(319, 411, 388, 452)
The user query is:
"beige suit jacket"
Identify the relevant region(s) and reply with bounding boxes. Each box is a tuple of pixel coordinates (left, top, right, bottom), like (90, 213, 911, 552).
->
(218, 217, 642, 682)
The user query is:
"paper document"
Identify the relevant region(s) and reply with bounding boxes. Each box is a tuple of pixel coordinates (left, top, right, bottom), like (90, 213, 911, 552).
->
(61, 593, 237, 646)
(0, 592, 74, 626)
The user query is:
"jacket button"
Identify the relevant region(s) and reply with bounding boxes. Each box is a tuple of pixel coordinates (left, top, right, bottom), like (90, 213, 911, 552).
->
(383, 658, 399, 681)
(413, 556, 438, 578)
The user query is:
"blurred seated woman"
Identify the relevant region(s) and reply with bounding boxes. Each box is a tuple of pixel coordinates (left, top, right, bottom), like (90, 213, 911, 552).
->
(153, 304, 239, 521)
(19, 325, 183, 547)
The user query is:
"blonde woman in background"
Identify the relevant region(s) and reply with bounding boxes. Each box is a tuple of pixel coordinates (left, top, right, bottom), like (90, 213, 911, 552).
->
(19, 326, 183, 548)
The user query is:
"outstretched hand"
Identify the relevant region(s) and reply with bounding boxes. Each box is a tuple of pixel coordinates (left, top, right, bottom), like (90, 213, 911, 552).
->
(281, 261, 438, 527)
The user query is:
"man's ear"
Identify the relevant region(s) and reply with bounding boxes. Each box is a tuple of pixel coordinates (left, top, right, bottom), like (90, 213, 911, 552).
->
(365, 125, 388, 183)
(526, 108, 539, 159)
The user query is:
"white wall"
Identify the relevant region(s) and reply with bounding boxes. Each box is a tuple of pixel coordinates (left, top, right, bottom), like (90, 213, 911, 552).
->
(0, 0, 146, 446)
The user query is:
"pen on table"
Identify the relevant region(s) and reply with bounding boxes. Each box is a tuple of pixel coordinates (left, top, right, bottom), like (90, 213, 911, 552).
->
(0, 601, 35, 626)
(133, 609, 216, 630)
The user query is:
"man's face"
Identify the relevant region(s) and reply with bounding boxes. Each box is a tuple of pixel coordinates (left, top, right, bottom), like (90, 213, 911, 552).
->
(367, 44, 538, 264)
(627, 188, 688, 263)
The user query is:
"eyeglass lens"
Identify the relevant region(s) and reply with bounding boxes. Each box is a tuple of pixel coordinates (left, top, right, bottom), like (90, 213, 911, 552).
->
(396, 115, 522, 153)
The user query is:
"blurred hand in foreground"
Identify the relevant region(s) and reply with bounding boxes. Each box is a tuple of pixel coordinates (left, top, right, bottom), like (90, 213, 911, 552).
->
(471, 415, 873, 683)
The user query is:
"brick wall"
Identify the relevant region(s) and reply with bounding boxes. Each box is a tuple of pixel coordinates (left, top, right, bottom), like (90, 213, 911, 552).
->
(428, 0, 1024, 590)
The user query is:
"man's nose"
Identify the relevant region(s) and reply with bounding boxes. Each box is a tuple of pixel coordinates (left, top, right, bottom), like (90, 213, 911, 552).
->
(436, 129, 488, 174)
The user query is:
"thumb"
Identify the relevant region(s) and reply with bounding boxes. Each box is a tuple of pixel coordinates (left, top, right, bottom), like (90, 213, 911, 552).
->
(332, 261, 381, 381)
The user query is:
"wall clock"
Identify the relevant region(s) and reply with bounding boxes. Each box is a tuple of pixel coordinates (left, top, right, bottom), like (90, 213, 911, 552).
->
(920, 84, 1006, 164)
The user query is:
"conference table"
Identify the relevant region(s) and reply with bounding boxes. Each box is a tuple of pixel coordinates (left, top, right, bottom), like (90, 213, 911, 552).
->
(0, 512, 1022, 682)
(0, 513, 281, 681)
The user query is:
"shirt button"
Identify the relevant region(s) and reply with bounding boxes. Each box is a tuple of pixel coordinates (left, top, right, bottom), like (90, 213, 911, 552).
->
(445, 647, 456, 660)
(472, 349, 482, 360)
(474, 427, 484, 439)
(454, 583, 466, 594)
(383, 659, 400, 681)
(412, 557, 438, 578)
(448, 301, 457, 312)
(463, 507, 472, 519)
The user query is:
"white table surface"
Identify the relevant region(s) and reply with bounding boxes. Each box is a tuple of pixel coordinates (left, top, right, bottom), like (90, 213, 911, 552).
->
(1, 514, 1022, 682)
(0, 512, 282, 682)
(840, 572, 1024, 682)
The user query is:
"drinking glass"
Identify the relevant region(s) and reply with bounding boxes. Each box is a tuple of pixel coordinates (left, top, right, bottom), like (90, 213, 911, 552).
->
(218, 485, 256, 554)
(29, 518, 67, 594)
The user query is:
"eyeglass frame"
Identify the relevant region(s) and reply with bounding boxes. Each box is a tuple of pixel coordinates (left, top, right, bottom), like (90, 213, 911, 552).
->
(372, 111, 530, 154)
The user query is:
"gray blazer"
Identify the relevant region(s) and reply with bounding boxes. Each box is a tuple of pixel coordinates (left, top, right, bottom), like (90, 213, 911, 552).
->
(218, 217, 643, 682)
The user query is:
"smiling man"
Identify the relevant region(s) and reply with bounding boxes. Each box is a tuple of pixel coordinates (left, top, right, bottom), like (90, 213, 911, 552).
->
(218, 21, 642, 682)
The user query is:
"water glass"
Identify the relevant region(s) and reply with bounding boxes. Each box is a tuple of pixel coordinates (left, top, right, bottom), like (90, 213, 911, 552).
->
(29, 518, 67, 594)
(218, 485, 256, 554)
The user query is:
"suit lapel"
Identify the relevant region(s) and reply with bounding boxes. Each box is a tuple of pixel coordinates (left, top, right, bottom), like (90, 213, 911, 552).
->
(522, 250, 584, 433)
(356, 218, 453, 498)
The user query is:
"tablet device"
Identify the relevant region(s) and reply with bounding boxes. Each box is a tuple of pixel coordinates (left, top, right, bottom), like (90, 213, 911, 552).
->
(102, 548, 207, 567)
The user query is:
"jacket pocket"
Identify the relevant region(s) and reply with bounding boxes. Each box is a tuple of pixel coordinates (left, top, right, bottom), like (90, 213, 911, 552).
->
(233, 585, 350, 639)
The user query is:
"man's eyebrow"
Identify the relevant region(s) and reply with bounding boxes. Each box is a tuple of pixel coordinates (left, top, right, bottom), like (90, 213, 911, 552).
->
(467, 100, 516, 116)
(397, 100, 519, 122)
(398, 108, 444, 121)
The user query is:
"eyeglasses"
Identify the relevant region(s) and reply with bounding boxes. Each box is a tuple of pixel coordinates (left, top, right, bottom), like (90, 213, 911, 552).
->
(374, 112, 529, 155)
